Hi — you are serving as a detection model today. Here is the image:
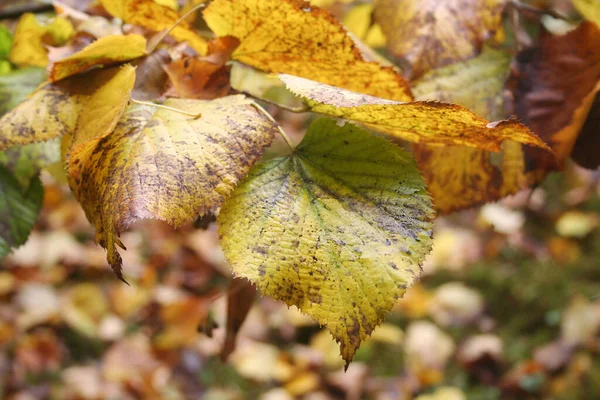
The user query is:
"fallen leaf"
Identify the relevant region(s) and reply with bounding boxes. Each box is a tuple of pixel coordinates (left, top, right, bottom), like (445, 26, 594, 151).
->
(374, 0, 507, 78)
(131, 49, 172, 101)
(280, 73, 547, 151)
(404, 320, 455, 380)
(64, 95, 277, 280)
(9, 13, 74, 68)
(221, 278, 256, 361)
(507, 21, 600, 175)
(0, 166, 43, 259)
(218, 118, 434, 365)
(203, 0, 412, 101)
(428, 282, 484, 326)
(48, 34, 147, 82)
(0, 65, 135, 151)
(155, 296, 209, 348)
(100, 0, 208, 54)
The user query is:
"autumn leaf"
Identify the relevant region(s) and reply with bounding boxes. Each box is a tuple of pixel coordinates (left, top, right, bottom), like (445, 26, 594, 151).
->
(48, 34, 147, 82)
(218, 118, 434, 365)
(221, 278, 256, 361)
(280, 73, 547, 151)
(0, 65, 135, 151)
(507, 21, 600, 175)
(410, 47, 533, 213)
(203, 0, 412, 101)
(570, 92, 600, 170)
(0, 166, 43, 259)
(342, 3, 386, 49)
(64, 96, 277, 280)
(373, 0, 506, 78)
(9, 13, 74, 68)
(131, 49, 172, 101)
(99, 0, 208, 55)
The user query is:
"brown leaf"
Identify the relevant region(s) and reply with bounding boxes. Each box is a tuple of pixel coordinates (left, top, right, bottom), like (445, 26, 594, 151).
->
(374, 0, 507, 78)
(221, 278, 256, 361)
(131, 49, 172, 101)
(507, 21, 600, 175)
(570, 92, 600, 170)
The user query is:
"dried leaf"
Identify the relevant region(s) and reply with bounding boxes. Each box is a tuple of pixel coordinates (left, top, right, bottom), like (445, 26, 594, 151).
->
(9, 13, 74, 68)
(48, 34, 147, 82)
(374, 0, 507, 78)
(64, 95, 277, 280)
(0, 166, 43, 259)
(203, 0, 412, 101)
(570, 92, 600, 169)
(508, 22, 600, 174)
(131, 49, 172, 101)
(280, 73, 547, 151)
(0, 65, 135, 151)
(218, 118, 434, 365)
(100, 0, 208, 55)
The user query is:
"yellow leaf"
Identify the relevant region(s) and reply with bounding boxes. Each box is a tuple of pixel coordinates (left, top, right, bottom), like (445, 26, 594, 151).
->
(203, 0, 412, 101)
(9, 14, 75, 68)
(0, 66, 136, 151)
(100, 0, 208, 55)
(280, 73, 548, 151)
(343, 3, 386, 48)
(218, 118, 434, 365)
(574, 0, 600, 27)
(374, 0, 506, 78)
(64, 96, 277, 280)
(49, 35, 147, 82)
(410, 48, 531, 213)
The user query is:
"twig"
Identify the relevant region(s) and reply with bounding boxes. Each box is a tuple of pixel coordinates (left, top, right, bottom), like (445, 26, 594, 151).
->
(242, 91, 309, 113)
(0, 3, 54, 19)
(251, 103, 295, 151)
(130, 98, 202, 118)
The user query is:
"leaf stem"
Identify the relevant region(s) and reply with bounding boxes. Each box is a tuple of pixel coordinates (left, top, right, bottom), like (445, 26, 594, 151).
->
(243, 92, 309, 113)
(130, 98, 202, 119)
(146, 1, 209, 53)
(509, 0, 571, 21)
(251, 103, 295, 151)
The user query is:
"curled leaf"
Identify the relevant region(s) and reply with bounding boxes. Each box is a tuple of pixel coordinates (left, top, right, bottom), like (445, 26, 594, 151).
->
(280, 73, 547, 151)
(0, 65, 135, 151)
(203, 0, 412, 101)
(64, 95, 277, 280)
(218, 118, 434, 365)
(48, 34, 147, 82)
(374, 0, 506, 78)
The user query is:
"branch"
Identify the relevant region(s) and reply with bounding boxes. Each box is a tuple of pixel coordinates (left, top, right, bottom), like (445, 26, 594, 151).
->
(0, 3, 54, 19)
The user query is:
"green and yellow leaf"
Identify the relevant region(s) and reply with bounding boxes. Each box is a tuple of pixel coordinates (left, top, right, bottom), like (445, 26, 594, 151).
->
(203, 0, 412, 101)
(280, 73, 547, 151)
(0, 166, 43, 259)
(0, 65, 135, 151)
(411, 47, 531, 213)
(100, 0, 208, 55)
(48, 35, 147, 82)
(373, 0, 506, 78)
(63, 95, 278, 280)
(218, 118, 434, 365)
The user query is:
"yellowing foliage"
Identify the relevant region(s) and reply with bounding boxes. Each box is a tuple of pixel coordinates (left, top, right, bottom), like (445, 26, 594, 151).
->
(374, 0, 506, 78)
(100, 0, 208, 54)
(280, 74, 548, 151)
(218, 119, 433, 365)
(9, 14, 74, 68)
(49, 35, 147, 82)
(203, 0, 412, 101)
(64, 96, 278, 280)
(574, 0, 600, 27)
(0, 66, 135, 151)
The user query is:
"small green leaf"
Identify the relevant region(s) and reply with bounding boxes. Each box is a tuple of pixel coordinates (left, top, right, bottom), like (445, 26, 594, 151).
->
(0, 24, 11, 60)
(0, 165, 44, 259)
(0, 67, 45, 116)
(218, 118, 434, 365)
